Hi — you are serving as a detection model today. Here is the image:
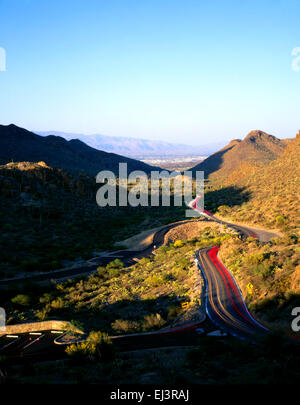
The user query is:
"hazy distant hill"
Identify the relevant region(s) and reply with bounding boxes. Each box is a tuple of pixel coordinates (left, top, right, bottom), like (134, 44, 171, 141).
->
(37, 130, 223, 158)
(0, 124, 158, 175)
(191, 130, 290, 179)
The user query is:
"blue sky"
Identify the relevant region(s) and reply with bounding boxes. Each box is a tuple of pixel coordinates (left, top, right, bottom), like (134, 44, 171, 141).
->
(0, 0, 299, 145)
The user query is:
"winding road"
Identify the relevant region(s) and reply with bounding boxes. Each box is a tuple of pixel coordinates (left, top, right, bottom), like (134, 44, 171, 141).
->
(0, 195, 284, 359)
(0, 220, 198, 286)
(191, 195, 271, 341)
(197, 246, 268, 342)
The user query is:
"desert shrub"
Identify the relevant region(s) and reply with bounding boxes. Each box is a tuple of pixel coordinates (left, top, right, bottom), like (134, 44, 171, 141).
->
(217, 205, 230, 215)
(111, 319, 140, 334)
(69, 319, 85, 332)
(35, 306, 50, 321)
(253, 263, 274, 279)
(167, 304, 182, 319)
(175, 256, 190, 270)
(11, 294, 31, 307)
(163, 272, 175, 282)
(174, 240, 184, 248)
(157, 246, 169, 255)
(65, 330, 113, 362)
(39, 293, 53, 304)
(247, 253, 265, 265)
(106, 259, 124, 270)
(289, 234, 299, 244)
(138, 258, 152, 266)
(275, 215, 285, 225)
(97, 266, 107, 278)
(145, 274, 164, 287)
(50, 297, 65, 310)
(142, 313, 166, 331)
(107, 267, 122, 279)
(55, 283, 67, 292)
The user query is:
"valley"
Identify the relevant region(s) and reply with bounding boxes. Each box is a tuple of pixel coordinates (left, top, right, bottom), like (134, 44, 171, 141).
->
(0, 125, 299, 385)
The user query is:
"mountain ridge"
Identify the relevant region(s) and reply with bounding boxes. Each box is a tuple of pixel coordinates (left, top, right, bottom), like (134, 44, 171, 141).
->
(0, 124, 158, 175)
(191, 130, 289, 179)
(36, 130, 224, 158)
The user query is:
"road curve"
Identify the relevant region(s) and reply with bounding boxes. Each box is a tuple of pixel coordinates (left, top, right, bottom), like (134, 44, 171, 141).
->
(196, 247, 268, 342)
(0, 219, 198, 286)
(191, 195, 269, 341)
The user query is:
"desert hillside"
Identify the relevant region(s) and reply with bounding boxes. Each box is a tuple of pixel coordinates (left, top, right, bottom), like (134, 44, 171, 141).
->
(220, 132, 300, 228)
(192, 130, 289, 180)
(212, 132, 300, 332)
(0, 161, 184, 278)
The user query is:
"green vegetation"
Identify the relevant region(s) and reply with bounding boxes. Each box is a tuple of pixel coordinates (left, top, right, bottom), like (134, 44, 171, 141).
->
(219, 235, 300, 331)
(173, 239, 184, 248)
(2, 226, 230, 334)
(0, 162, 186, 278)
(65, 331, 114, 362)
(11, 294, 31, 307)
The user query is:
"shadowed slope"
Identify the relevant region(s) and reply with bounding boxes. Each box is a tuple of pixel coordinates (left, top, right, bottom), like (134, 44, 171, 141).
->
(192, 130, 289, 180)
(0, 124, 158, 175)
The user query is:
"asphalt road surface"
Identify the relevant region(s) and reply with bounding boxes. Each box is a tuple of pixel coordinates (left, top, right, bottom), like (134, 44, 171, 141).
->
(196, 246, 268, 342)
(0, 331, 66, 361)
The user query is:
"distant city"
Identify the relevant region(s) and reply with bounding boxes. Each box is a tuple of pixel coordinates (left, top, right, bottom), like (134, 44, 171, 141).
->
(140, 155, 207, 171)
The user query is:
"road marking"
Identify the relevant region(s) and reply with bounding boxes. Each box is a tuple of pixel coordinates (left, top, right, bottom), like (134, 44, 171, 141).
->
(0, 336, 20, 351)
(22, 334, 45, 350)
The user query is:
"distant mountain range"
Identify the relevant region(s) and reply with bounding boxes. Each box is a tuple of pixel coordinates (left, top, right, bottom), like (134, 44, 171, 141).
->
(36, 130, 223, 158)
(191, 130, 291, 179)
(0, 124, 158, 175)
(0, 124, 292, 181)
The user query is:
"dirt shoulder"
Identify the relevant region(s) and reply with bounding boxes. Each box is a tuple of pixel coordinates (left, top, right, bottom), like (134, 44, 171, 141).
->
(114, 219, 202, 251)
(114, 224, 167, 251)
(216, 216, 283, 242)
